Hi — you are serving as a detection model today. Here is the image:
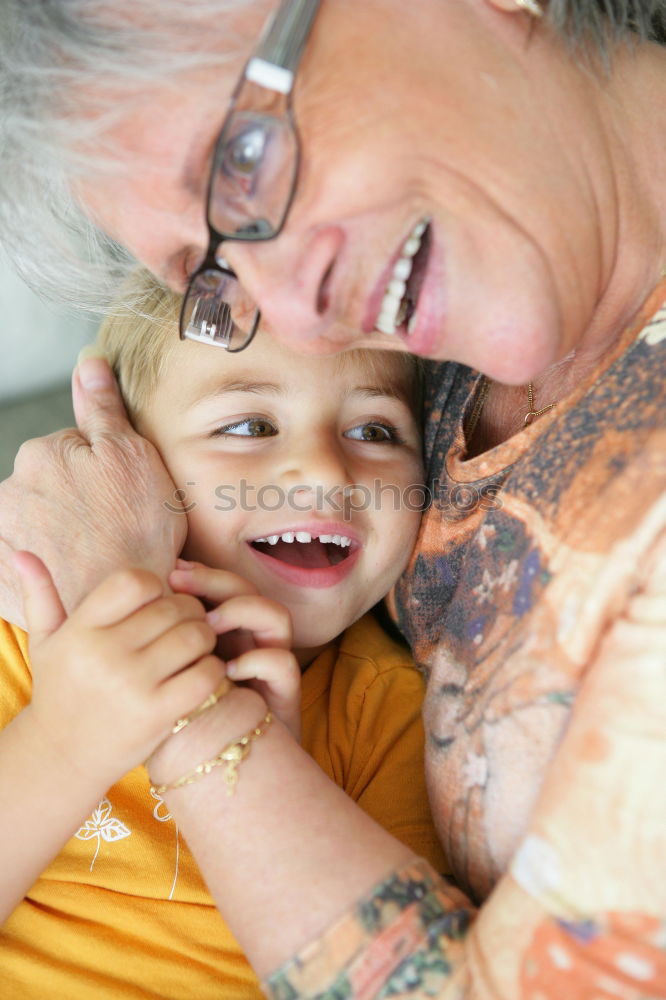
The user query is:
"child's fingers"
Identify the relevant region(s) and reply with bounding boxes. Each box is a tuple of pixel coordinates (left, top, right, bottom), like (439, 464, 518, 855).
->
(112, 592, 209, 650)
(226, 648, 301, 737)
(74, 568, 165, 627)
(156, 653, 229, 732)
(206, 595, 293, 649)
(226, 648, 300, 692)
(13, 551, 67, 646)
(215, 628, 258, 662)
(169, 563, 259, 607)
(142, 617, 219, 682)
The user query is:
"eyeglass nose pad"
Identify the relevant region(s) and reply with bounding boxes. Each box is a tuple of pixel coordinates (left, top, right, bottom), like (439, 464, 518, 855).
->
(214, 247, 231, 270)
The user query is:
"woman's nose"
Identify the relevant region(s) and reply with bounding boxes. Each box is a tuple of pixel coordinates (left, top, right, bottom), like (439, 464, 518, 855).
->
(222, 225, 347, 349)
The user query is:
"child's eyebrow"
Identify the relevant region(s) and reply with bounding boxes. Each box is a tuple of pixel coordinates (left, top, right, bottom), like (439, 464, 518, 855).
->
(181, 378, 285, 410)
(178, 378, 413, 413)
(350, 385, 411, 405)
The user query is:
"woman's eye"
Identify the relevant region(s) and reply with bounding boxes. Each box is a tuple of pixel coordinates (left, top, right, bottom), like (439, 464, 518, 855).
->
(344, 422, 399, 443)
(214, 418, 277, 438)
(223, 125, 266, 178)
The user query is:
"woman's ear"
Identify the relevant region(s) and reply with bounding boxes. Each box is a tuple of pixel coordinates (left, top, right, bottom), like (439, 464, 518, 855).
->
(486, 0, 544, 17)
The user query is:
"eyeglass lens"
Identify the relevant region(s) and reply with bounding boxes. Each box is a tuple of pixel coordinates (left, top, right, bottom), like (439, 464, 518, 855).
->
(180, 268, 259, 350)
(208, 110, 299, 239)
(180, 0, 317, 351)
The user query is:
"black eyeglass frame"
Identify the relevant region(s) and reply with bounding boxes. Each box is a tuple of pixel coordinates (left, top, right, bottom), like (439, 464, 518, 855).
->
(179, 0, 322, 352)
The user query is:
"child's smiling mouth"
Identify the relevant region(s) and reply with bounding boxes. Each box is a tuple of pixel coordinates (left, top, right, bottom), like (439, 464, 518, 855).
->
(251, 531, 354, 569)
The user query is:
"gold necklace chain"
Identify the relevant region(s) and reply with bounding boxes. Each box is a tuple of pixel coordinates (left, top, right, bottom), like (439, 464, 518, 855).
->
(466, 377, 556, 442)
(466, 267, 666, 445)
(465, 376, 491, 441)
(524, 381, 556, 425)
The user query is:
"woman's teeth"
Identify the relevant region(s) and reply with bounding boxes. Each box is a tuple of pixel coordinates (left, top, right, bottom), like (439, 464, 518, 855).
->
(375, 217, 429, 336)
(254, 531, 352, 547)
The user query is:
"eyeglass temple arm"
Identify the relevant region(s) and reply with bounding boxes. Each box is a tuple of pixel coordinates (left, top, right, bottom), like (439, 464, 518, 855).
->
(247, 0, 321, 93)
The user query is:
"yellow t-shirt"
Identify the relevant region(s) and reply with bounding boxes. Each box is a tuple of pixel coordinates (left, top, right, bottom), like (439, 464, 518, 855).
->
(0, 613, 445, 999)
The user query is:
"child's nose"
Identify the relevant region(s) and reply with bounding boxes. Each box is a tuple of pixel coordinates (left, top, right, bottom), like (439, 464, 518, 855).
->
(278, 440, 350, 509)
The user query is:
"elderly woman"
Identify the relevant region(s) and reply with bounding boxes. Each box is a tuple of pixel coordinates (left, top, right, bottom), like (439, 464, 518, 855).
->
(0, 0, 665, 997)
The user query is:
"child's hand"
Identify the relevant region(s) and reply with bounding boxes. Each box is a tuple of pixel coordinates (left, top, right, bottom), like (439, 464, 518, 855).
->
(15, 552, 226, 793)
(169, 560, 301, 740)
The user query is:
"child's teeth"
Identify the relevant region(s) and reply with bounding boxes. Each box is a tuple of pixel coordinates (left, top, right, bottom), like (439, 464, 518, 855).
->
(258, 531, 353, 547)
(375, 216, 429, 336)
(315, 533, 352, 547)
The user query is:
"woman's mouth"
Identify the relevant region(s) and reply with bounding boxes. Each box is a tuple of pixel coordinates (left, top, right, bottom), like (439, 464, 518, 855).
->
(374, 217, 431, 337)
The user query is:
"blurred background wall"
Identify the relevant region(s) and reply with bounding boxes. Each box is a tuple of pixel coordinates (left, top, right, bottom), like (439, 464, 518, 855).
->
(0, 258, 98, 478)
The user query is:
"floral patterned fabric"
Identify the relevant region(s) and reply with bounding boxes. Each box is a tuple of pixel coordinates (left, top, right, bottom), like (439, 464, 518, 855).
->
(394, 283, 666, 902)
(267, 282, 666, 999)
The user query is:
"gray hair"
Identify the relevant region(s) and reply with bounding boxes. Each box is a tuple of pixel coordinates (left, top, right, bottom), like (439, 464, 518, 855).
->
(550, 0, 666, 46)
(0, 0, 257, 311)
(0, 0, 664, 312)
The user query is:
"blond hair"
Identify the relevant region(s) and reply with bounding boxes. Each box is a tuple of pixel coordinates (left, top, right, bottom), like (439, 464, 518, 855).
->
(96, 270, 182, 425)
(98, 268, 425, 431)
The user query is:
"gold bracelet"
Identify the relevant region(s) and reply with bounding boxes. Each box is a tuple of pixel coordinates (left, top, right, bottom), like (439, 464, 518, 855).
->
(170, 678, 234, 734)
(151, 712, 273, 797)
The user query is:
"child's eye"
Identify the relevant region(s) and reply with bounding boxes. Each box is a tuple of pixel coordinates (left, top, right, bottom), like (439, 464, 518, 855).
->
(213, 418, 277, 437)
(344, 422, 401, 443)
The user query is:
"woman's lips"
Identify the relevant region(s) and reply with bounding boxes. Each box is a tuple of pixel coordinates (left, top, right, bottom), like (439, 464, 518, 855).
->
(396, 222, 444, 358)
(363, 218, 431, 336)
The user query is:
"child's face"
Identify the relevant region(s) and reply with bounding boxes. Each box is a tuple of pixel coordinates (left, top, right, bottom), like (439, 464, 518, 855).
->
(140, 330, 424, 651)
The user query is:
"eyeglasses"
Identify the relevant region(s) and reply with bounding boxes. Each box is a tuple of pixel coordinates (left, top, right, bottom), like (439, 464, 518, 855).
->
(179, 0, 322, 352)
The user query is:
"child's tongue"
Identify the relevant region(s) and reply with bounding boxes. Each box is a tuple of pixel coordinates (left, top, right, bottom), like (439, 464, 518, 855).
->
(259, 539, 342, 568)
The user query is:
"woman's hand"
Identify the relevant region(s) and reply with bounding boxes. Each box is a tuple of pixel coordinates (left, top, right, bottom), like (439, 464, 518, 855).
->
(0, 356, 186, 628)
(169, 560, 301, 739)
(15, 552, 226, 792)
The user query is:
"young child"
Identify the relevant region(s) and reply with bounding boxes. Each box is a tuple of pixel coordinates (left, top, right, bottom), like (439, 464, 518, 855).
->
(0, 271, 446, 999)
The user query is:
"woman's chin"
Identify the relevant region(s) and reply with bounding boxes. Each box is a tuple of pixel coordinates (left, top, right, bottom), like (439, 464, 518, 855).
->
(467, 320, 563, 386)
